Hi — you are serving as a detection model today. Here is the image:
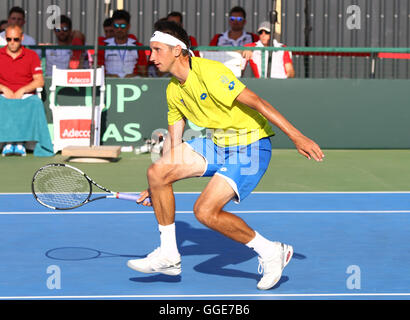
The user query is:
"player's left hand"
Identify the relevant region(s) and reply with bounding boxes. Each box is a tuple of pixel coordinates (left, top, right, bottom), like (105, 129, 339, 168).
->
(137, 189, 152, 206)
(293, 135, 325, 162)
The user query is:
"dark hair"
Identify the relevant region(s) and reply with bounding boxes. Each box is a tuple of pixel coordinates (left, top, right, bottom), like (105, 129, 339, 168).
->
(167, 11, 183, 23)
(112, 10, 130, 24)
(8, 6, 25, 19)
(153, 20, 190, 56)
(229, 6, 246, 19)
(103, 17, 113, 27)
(59, 15, 72, 30)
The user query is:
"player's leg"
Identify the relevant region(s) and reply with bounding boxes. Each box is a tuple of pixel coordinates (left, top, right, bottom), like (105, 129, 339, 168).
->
(193, 137, 293, 290)
(127, 141, 206, 275)
(147, 141, 207, 225)
(194, 173, 293, 290)
(193, 174, 255, 244)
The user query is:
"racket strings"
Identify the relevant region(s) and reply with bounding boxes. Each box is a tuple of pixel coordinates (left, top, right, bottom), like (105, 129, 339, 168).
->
(33, 166, 91, 209)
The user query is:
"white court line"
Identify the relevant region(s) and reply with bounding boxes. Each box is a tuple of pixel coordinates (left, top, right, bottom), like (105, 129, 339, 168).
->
(1, 293, 410, 299)
(1, 191, 410, 195)
(1, 210, 410, 215)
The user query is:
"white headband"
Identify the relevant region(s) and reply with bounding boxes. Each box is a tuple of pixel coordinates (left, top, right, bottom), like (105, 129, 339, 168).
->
(150, 31, 188, 50)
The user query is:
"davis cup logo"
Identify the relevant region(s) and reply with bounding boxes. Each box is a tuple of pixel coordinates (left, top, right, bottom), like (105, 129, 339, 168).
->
(60, 119, 91, 139)
(67, 71, 92, 84)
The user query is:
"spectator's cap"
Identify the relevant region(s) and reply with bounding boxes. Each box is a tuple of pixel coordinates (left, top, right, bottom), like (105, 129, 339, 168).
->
(257, 21, 271, 33)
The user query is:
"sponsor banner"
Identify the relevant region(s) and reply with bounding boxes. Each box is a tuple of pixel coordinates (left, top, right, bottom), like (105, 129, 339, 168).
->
(60, 119, 91, 139)
(67, 71, 92, 85)
(41, 78, 410, 149)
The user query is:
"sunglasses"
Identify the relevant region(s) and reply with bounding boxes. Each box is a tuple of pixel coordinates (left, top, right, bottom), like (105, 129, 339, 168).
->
(258, 30, 271, 35)
(114, 23, 127, 29)
(229, 16, 244, 22)
(55, 26, 70, 32)
(6, 37, 20, 42)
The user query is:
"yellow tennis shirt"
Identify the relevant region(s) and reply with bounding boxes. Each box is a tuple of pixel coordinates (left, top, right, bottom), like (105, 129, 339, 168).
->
(167, 57, 275, 147)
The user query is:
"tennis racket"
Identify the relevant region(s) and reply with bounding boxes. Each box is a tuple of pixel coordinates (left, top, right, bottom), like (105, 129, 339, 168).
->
(32, 163, 151, 210)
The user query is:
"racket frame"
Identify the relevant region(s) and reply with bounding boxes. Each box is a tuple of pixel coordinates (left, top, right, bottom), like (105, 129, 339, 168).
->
(32, 163, 117, 210)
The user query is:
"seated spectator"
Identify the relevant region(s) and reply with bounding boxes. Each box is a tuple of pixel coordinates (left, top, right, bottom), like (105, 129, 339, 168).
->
(0, 25, 45, 156)
(98, 10, 147, 78)
(206, 6, 258, 77)
(242, 21, 295, 79)
(90, 16, 140, 69)
(0, 7, 39, 57)
(209, 6, 258, 47)
(103, 18, 115, 39)
(0, 20, 7, 33)
(44, 15, 86, 76)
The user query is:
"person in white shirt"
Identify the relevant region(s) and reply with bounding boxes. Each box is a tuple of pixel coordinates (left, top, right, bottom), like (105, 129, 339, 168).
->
(242, 21, 295, 79)
(209, 6, 259, 47)
(0, 7, 38, 55)
(99, 10, 147, 78)
(44, 15, 86, 76)
(206, 6, 259, 77)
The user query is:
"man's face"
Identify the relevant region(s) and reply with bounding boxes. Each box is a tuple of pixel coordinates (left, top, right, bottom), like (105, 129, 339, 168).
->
(150, 41, 175, 72)
(8, 12, 25, 28)
(104, 25, 114, 38)
(54, 23, 71, 42)
(229, 12, 246, 32)
(5, 28, 23, 53)
(113, 19, 129, 39)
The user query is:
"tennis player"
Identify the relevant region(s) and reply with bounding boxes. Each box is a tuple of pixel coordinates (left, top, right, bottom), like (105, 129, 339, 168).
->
(127, 21, 324, 290)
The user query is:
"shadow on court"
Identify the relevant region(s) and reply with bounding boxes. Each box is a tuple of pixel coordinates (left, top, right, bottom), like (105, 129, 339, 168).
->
(130, 221, 306, 288)
(44, 221, 305, 287)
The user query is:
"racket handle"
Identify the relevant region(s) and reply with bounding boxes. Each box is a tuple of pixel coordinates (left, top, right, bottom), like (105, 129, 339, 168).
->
(115, 192, 151, 205)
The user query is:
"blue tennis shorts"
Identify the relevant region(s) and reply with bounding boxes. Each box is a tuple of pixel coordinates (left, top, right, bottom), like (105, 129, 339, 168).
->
(185, 137, 272, 202)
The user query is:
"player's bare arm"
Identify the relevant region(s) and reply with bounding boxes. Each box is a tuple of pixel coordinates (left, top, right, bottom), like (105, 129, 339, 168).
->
(236, 87, 324, 162)
(162, 118, 186, 155)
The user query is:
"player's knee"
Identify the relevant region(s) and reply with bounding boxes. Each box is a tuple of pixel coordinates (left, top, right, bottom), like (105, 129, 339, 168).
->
(193, 203, 217, 226)
(147, 163, 173, 187)
(147, 163, 164, 187)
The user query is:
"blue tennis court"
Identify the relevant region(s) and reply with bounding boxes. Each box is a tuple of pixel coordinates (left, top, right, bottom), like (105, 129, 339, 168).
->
(1, 192, 410, 300)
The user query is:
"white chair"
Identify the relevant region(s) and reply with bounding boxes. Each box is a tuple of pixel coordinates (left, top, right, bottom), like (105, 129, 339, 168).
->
(49, 65, 105, 153)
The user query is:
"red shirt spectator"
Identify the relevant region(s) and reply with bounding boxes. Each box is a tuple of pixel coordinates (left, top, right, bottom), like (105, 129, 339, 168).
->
(0, 45, 43, 93)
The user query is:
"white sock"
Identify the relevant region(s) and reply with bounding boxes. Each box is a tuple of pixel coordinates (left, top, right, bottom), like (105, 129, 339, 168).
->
(158, 223, 180, 258)
(246, 231, 278, 260)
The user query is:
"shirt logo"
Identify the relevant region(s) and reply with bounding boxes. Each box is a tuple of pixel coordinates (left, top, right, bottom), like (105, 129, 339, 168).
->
(220, 75, 229, 84)
(228, 81, 235, 90)
(200, 93, 207, 100)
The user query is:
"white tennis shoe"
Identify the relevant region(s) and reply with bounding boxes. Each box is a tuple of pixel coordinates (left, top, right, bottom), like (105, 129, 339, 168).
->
(257, 242, 293, 290)
(127, 247, 181, 276)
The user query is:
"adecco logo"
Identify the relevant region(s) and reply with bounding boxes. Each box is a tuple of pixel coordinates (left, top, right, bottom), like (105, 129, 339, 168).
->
(60, 119, 91, 139)
(67, 71, 92, 85)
